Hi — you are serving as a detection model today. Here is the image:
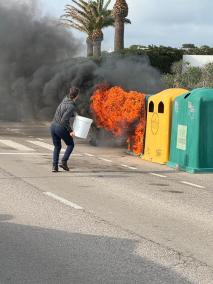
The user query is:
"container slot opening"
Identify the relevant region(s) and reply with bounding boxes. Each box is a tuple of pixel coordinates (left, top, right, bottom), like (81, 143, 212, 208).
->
(158, 102, 164, 113)
(184, 93, 191, 99)
(149, 101, 154, 112)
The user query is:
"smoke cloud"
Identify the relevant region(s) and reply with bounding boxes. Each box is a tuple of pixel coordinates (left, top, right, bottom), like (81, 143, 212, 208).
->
(0, 0, 82, 121)
(0, 0, 165, 122)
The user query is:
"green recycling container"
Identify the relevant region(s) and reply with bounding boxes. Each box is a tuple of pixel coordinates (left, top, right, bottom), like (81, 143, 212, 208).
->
(167, 88, 213, 173)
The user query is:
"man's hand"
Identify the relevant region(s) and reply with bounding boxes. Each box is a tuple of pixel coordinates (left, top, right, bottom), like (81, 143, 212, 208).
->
(70, 131, 75, 137)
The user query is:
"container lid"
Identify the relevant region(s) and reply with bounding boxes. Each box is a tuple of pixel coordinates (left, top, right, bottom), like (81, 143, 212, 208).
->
(183, 88, 213, 101)
(148, 88, 188, 103)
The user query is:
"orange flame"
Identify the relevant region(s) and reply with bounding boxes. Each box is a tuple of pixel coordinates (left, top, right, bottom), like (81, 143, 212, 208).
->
(91, 85, 146, 155)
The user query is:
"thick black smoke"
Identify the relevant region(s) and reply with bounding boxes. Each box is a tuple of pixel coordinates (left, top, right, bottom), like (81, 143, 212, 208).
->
(0, 0, 165, 122)
(0, 0, 82, 121)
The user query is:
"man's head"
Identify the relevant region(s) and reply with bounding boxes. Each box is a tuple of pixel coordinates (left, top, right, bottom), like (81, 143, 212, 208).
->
(68, 86, 80, 100)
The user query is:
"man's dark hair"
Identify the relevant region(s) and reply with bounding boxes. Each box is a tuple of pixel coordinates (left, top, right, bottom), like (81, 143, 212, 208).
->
(69, 86, 80, 100)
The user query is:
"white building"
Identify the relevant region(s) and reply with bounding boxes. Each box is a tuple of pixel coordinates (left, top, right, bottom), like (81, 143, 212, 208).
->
(183, 55, 213, 68)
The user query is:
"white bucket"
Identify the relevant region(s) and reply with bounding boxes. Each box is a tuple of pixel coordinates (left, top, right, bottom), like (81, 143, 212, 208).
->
(73, 115, 93, 139)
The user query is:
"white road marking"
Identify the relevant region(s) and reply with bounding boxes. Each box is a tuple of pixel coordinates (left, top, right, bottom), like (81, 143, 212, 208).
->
(0, 153, 43, 155)
(121, 164, 137, 170)
(6, 128, 21, 133)
(37, 138, 44, 141)
(181, 181, 205, 189)
(43, 192, 83, 210)
(150, 173, 167, 178)
(0, 140, 35, 152)
(27, 140, 65, 152)
(27, 140, 54, 150)
(0, 153, 82, 156)
(84, 153, 95, 157)
(128, 166, 138, 170)
(99, 158, 112, 163)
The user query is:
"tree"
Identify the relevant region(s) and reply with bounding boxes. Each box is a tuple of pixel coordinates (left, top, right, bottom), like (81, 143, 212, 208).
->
(61, 0, 94, 57)
(113, 0, 131, 52)
(118, 45, 183, 73)
(182, 43, 196, 49)
(163, 60, 204, 89)
(90, 0, 114, 57)
(201, 63, 213, 87)
(61, 0, 114, 58)
(201, 45, 210, 49)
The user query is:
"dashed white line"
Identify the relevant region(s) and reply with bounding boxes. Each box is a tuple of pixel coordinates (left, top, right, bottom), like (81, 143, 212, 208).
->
(0, 153, 43, 155)
(0, 152, 82, 157)
(6, 128, 21, 133)
(0, 140, 35, 152)
(27, 140, 54, 150)
(181, 181, 205, 189)
(121, 164, 129, 168)
(27, 140, 65, 152)
(149, 173, 167, 178)
(43, 192, 83, 210)
(121, 164, 137, 170)
(128, 166, 138, 170)
(99, 158, 112, 163)
(84, 153, 95, 157)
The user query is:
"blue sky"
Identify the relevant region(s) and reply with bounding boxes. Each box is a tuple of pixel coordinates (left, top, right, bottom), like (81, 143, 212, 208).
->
(41, 0, 213, 52)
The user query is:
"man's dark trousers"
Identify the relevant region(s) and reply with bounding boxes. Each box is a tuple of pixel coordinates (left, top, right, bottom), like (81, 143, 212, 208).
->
(50, 123, 74, 166)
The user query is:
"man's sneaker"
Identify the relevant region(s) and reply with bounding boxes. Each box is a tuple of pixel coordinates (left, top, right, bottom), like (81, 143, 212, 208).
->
(59, 161, 69, 171)
(52, 165, 58, 172)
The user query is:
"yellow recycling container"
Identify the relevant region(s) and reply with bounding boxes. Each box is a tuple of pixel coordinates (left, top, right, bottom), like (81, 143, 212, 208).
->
(143, 88, 188, 164)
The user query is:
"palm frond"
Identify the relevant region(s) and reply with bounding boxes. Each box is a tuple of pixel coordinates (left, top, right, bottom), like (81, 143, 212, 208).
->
(60, 0, 114, 36)
(64, 5, 89, 20)
(124, 18, 131, 24)
(103, 0, 111, 10)
(61, 19, 88, 33)
(71, 0, 90, 12)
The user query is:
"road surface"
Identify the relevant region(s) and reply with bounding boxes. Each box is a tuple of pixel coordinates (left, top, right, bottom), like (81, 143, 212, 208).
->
(0, 121, 212, 283)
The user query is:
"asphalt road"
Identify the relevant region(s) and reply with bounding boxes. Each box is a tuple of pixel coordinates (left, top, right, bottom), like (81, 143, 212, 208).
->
(0, 121, 213, 284)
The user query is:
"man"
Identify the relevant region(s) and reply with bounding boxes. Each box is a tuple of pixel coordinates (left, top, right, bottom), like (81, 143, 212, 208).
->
(50, 86, 79, 172)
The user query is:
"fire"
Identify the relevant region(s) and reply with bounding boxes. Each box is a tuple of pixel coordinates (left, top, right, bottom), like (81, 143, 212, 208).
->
(91, 85, 146, 155)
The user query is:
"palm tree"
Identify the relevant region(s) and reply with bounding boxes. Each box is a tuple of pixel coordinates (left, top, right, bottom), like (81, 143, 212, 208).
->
(61, 0, 114, 58)
(113, 0, 130, 52)
(61, 0, 94, 57)
(90, 0, 114, 57)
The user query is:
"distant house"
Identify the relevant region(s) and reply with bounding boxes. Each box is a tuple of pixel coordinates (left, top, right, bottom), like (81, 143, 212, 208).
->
(183, 55, 213, 68)
(182, 44, 196, 51)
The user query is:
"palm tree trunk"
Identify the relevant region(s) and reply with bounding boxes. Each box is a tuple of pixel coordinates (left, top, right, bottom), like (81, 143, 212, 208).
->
(86, 37, 93, 57)
(93, 40, 102, 57)
(114, 17, 124, 52)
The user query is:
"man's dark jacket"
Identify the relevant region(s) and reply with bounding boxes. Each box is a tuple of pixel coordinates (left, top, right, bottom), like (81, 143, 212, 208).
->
(53, 96, 76, 132)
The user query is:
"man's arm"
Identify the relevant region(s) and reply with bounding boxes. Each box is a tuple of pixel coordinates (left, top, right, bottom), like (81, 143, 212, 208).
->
(61, 105, 75, 131)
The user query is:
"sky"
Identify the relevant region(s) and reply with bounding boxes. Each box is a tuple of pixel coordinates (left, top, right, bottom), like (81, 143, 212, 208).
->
(41, 0, 213, 52)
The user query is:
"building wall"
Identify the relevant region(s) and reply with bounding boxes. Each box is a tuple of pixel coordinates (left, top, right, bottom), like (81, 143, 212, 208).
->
(183, 55, 213, 68)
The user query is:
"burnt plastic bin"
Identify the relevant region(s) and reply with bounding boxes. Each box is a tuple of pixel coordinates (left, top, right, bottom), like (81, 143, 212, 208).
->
(167, 88, 213, 173)
(127, 94, 150, 155)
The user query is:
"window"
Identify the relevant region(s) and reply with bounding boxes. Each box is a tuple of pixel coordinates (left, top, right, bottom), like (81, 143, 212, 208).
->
(149, 101, 154, 112)
(158, 102, 164, 113)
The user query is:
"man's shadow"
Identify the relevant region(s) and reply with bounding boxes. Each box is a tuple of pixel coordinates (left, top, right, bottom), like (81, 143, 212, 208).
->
(0, 214, 191, 284)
